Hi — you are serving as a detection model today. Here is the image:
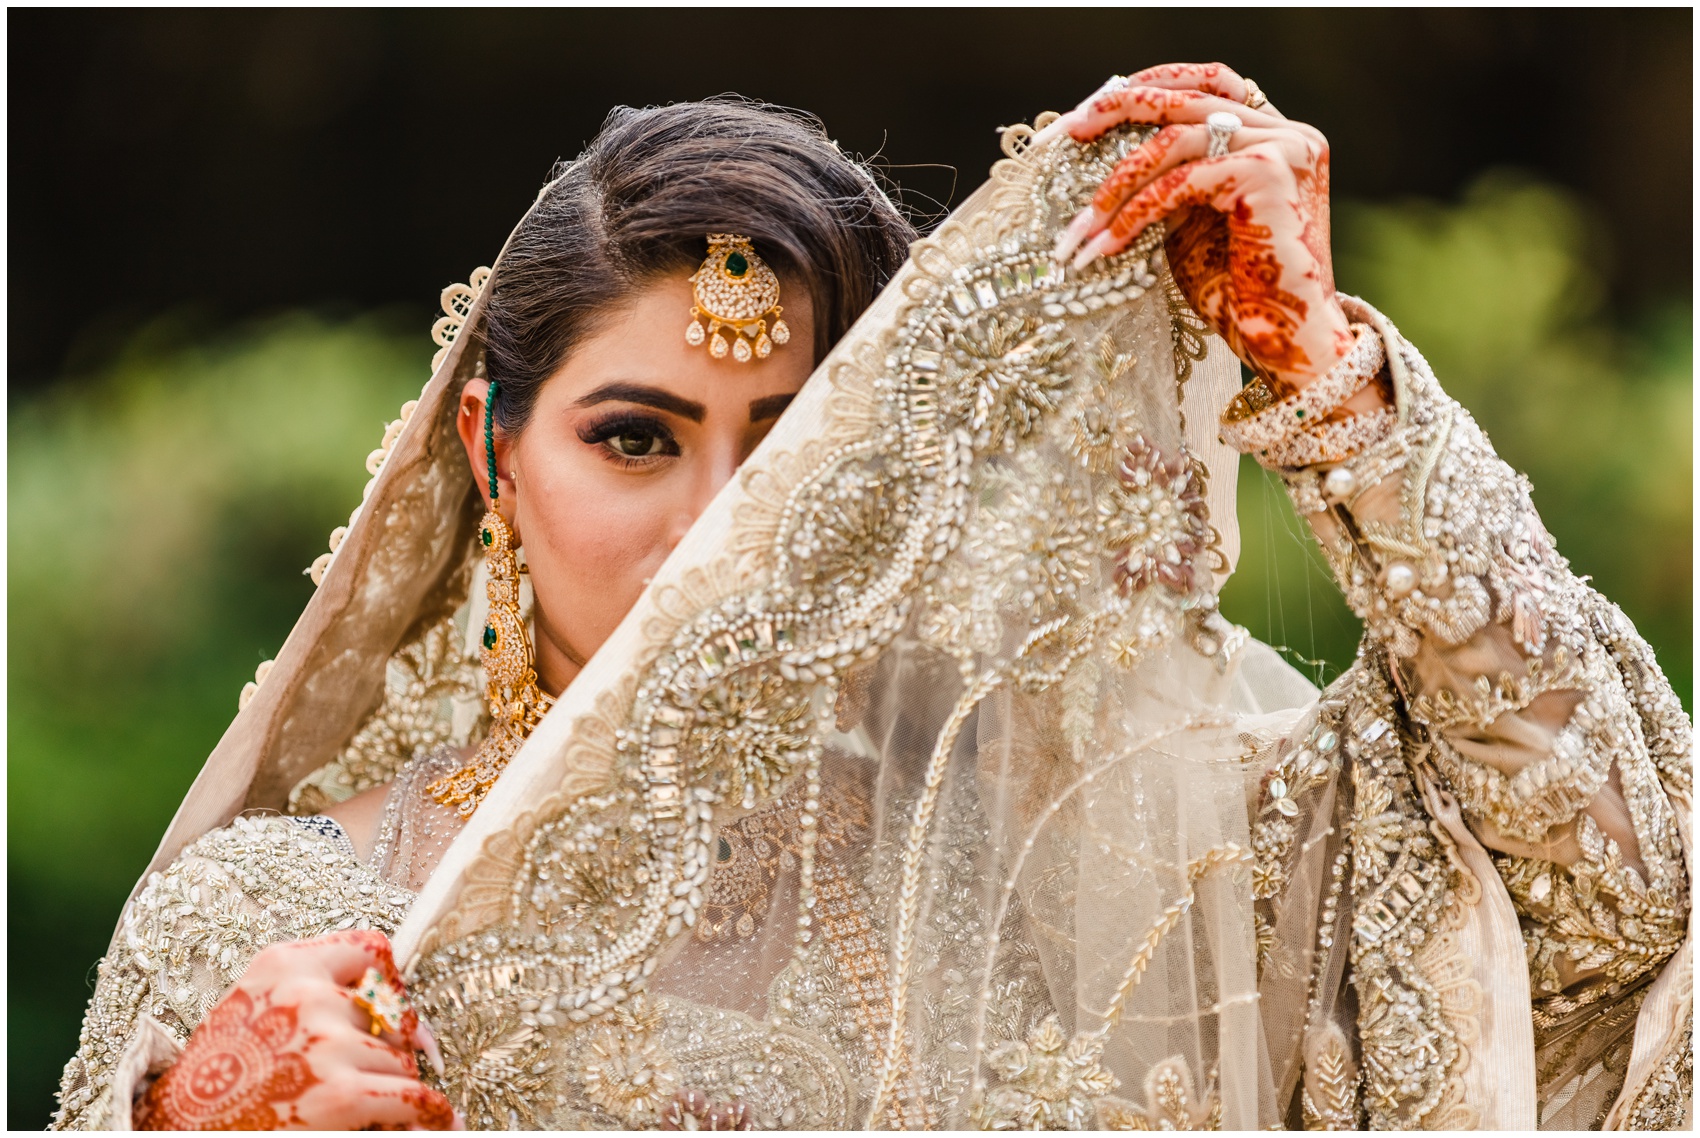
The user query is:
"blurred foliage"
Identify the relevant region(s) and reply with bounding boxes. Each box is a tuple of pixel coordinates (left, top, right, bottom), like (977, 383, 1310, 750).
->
(8, 175, 1692, 1125)
(9, 316, 425, 1125)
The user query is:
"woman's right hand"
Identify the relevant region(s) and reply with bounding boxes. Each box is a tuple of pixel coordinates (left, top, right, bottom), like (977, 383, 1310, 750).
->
(134, 930, 458, 1130)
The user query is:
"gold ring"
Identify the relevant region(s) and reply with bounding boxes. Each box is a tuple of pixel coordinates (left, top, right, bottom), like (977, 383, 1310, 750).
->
(1242, 77, 1269, 110)
(350, 966, 413, 1037)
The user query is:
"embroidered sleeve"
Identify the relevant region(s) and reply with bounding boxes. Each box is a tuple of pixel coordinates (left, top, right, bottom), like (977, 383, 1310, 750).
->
(1261, 300, 1691, 1024)
(50, 816, 413, 1130)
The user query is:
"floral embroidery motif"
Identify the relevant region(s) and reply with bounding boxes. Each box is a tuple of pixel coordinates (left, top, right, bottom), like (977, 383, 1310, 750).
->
(433, 1004, 550, 1129)
(580, 997, 678, 1125)
(690, 671, 814, 811)
(519, 790, 652, 942)
(1100, 434, 1212, 595)
(948, 313, 1076, 452)
(785, 459, 914, 593)
(972, 1015, 1116, 1130)
(983, 465, 1099, 615)
(1065, 335, 1141, 473)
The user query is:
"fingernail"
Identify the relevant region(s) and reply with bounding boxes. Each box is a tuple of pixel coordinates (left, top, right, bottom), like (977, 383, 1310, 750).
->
(1070, 237, 1101, 272)
(1031, 112, 1074, 148)
(1055, 208, 1105, 264)
(414, 1015, 445, 1076)
(1052, 219, 1081, 263)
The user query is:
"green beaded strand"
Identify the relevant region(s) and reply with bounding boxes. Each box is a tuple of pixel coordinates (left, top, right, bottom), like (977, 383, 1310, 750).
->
(484, 379, 501, 505)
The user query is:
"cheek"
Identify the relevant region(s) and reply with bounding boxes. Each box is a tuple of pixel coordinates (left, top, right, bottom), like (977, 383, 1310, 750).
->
(516, 456, 679, 650)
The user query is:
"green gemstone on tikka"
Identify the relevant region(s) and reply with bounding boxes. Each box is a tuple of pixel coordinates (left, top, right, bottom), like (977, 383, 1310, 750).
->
(725, 251, 749, 277)
(482, 625, 497, 650)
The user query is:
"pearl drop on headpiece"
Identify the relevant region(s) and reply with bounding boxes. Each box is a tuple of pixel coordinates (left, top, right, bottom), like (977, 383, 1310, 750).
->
(685, 235, 789, 362)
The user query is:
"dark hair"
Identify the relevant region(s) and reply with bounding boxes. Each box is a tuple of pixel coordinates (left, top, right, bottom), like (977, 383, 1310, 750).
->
(483, 98, 918, 435)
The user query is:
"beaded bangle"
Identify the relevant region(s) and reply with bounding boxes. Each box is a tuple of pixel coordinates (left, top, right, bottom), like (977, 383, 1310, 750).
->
(484, 379, 501, 505)
(1258, 405, 1397, 469)
(1218, 323, 1386, 455)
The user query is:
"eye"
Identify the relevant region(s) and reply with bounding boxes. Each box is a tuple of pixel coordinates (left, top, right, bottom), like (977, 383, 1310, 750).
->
(577, 412, 680, 465)
(607, 429, 667, 457)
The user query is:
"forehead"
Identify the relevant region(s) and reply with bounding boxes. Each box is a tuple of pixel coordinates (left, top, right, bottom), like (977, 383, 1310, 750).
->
(543, 275, 813, 411)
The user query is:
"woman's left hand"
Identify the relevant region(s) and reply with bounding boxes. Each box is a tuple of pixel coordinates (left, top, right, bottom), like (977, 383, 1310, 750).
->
(1039, 62, 1354, 398)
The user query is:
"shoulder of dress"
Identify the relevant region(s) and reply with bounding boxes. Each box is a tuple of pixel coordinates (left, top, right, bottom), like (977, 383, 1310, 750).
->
(127, 814, 414, 944)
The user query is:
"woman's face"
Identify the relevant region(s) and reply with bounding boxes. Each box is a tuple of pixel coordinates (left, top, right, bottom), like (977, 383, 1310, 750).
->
(457, 274, 814, 696)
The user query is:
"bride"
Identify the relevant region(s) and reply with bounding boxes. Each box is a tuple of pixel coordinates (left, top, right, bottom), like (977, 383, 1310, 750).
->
(54, 64, 1690, 1131)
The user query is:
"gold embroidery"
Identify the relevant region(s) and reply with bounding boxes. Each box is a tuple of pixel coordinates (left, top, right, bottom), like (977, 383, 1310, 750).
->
(433, 1004, 551, 1130)
(1064, 334, 1141, 473)
(1096, 1058, 1222, 1131)
(394, 119, 1666, 1136)
(1300, 1024, 1360, 1130)
(579, 997, 678, 1125)
(1341, 664, 1475, 1129)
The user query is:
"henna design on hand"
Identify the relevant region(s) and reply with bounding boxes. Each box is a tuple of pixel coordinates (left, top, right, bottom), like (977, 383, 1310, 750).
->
(1165, 193, 1315, 378)
(1127, 61, 1248, 103)
(1050, 61, 1361, 396)
(135, 989, 317, 1130)
(134, 929, 456, 1131)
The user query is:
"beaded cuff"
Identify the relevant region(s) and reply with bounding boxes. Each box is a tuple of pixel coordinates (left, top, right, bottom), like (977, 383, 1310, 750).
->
(1259, 405, 1397, 469)
(1275, 313, 1559, 660)
(1218, 322, 1385, 457)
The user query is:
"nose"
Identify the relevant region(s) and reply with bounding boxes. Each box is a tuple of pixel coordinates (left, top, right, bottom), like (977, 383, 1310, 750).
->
(665, 443, 742, 553)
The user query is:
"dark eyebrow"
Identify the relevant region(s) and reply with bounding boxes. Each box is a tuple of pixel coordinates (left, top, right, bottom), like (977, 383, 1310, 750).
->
(573, 382, 705, 423)
(748, 393, 796, 422)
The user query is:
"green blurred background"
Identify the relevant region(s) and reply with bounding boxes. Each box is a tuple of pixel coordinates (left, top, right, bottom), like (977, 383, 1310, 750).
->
(9, 10, 1690, 1127)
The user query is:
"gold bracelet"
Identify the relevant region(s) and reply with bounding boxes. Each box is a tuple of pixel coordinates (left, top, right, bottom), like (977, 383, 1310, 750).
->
(1218, 324, 1386, 455)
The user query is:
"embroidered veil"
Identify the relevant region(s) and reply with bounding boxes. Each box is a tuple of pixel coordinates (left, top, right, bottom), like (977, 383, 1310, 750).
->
(387, 118, 1319, 1130)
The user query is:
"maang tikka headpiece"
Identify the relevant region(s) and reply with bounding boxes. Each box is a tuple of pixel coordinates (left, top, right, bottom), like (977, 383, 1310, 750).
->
(685, 234, 790, 362)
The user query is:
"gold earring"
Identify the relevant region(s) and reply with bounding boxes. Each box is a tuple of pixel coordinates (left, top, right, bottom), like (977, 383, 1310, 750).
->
(427, 508, 555, 816)
(685, 234, 790, 362)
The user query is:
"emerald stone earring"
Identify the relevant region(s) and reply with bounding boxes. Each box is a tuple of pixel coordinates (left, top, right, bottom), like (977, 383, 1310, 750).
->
(428, 380, 555, 815)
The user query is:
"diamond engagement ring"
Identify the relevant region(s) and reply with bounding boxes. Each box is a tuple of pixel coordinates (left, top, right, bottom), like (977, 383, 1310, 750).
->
(1206, 112, 1243, 159)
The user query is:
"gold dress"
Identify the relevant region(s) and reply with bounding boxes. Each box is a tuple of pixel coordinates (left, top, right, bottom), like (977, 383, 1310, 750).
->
(54, 115, 1691, 1131)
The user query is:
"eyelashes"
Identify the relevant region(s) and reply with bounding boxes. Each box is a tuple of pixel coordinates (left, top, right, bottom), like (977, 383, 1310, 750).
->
(576, 411, 680, 467)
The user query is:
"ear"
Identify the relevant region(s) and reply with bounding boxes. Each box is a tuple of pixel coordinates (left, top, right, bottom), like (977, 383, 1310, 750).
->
(456, 379, 516, 512)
